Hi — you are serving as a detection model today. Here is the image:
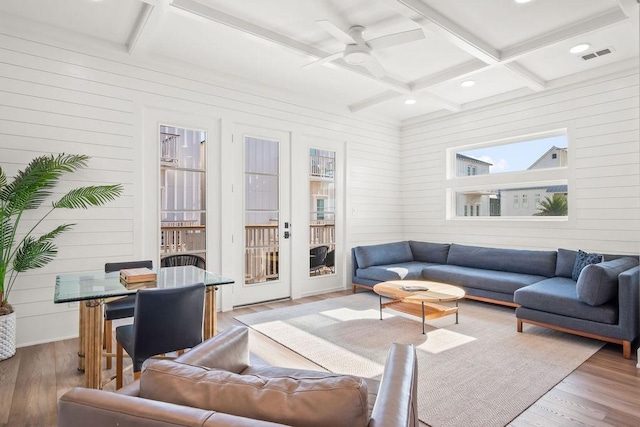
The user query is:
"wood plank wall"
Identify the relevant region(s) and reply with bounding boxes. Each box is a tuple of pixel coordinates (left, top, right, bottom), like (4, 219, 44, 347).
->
(400, 68, 640, 255)
(0, 24, 401, 347)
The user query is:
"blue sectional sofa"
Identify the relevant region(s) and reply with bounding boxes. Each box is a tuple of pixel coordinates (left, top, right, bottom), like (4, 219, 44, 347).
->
(351, 241, 639, 358)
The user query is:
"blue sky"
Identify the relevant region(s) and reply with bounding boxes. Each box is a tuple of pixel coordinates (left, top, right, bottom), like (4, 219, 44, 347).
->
(459, 135, 567, 173)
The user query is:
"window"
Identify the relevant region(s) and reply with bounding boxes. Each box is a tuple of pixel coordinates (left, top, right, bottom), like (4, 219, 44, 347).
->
(159, 126, 206, 261)
(309, 148, 335, 277)
(448, 130, 569, 219)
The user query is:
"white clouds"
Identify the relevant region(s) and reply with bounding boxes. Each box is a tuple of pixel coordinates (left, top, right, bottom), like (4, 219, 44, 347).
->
(480, 156, 509, 173)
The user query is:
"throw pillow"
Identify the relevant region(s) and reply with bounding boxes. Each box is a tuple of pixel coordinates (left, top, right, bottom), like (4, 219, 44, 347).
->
(140, 360, 369, 427)
(571, 249, 603, 281)
(576, 257, 639, 306)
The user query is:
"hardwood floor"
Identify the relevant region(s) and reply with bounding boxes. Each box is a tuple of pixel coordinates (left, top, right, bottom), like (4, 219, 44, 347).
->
(1, 290, 638, 427)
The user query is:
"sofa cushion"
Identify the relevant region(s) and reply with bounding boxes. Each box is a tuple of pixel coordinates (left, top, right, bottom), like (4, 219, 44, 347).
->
(514, 278, 618, 324)
(576, 257, 639, 306)
(353, 241, 413, 269)
(422, 265, 545, 295)
(571, 250, 603, 281)
(408, 241, 450, 264)
(446, 244, 557, 277)
(356, 262, 436, 282)
(140, 360, 369, 427)
(555, 248, 577, 278)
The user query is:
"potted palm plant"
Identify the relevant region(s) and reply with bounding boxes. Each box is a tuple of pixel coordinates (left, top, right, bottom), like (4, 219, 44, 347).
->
(0, 154, 122, 361)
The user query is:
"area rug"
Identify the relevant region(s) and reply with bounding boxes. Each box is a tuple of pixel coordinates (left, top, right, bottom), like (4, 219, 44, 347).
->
(235, 292, 604, 427)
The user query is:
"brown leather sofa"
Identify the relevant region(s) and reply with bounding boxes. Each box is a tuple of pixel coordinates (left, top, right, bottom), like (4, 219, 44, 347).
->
(58, 326, 418, 427)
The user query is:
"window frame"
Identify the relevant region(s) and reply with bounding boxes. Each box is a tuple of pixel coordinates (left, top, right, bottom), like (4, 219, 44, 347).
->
(446, 128, 571, 221)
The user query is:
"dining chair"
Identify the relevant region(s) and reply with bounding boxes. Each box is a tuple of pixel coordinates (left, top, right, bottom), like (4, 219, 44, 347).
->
(309, 245, 329, 275)
(160, 254, 206, 269)
(324, 249, 335, 273)
(103, 260, 153, 369)
(115, 282, 205, 389)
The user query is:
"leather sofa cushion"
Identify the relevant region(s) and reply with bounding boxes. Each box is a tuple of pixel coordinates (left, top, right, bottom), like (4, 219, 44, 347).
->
(354, 241, 413, 268)
(576, 257, 639, 306)
(140, 360, 369, 427)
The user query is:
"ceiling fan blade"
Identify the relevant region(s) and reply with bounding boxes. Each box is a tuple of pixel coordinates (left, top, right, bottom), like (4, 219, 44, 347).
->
(367, 28, 425, 50)
(362, 54, 387, 79)
(302, 51, 343, 69)
(316, 19, 354, 45)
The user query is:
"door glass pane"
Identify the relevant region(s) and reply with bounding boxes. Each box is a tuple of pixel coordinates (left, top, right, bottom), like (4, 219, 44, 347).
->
(160, 126, 206, 262)
(309, 149, 335, 277)
(245, 137, 279, 284)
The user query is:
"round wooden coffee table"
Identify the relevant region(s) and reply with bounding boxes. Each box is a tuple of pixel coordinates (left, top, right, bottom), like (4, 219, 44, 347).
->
(373, 280, 465, 334)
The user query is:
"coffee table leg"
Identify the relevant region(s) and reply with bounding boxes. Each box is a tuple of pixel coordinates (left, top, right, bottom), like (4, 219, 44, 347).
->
(456, 300, 459, 324)
(422, 302, 425, 334)
(379, 295, 382, 320)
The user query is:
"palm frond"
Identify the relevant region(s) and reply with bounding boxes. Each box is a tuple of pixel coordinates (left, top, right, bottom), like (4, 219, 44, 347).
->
(0, 167, 6, 189)
(13, 236, 58, 272)
(53, 185, 124, 209)
(0, 154, 90, 214)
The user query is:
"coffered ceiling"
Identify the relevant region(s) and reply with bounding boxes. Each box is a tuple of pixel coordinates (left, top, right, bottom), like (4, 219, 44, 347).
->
(1, 0, 638, 124)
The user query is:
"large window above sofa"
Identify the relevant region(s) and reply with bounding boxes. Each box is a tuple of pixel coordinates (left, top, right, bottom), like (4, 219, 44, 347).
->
(447, 129, 569, 219)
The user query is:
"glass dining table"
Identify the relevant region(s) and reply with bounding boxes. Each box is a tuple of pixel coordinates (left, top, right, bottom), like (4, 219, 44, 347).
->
(54, 265, 234, 389)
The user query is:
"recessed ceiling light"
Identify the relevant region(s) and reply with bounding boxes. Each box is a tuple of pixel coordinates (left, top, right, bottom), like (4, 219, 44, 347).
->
(404, 99, 417, 105)
(514, 0, 534, 4)
(461, 80, 476, 87)
(569, 43, 590, 54)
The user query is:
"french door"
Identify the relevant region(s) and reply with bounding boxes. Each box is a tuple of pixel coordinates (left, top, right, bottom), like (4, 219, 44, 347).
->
(232, 125, 291, 306)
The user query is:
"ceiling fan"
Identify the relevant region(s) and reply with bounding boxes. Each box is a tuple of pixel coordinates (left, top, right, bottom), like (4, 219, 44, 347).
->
(303, 20, 425, 78)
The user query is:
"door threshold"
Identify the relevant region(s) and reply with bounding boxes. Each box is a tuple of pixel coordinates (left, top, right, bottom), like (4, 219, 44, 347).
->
(233, 297, 291, 309)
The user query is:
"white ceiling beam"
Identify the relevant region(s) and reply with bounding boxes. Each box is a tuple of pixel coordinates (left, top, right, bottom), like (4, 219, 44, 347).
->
(410, 60, 487, 92)
(170, 0, 410, 93)
(501, 63, 546, 91)
(349, 91, 403, 113)
(501, 8, 629, 61)
(127, 0, 171, 54)
(396, 0, 500, 64)
(417, 93, 462, 112)
(616, 0, 640, 18)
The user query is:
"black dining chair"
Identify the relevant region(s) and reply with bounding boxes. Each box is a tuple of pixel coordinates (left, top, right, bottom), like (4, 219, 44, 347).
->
(160, 254, 206, 269)
(115, 282, 205, 389)
(324, 249, 335, 273)
(309, 245, 329, 275)
(103, 260, 153, 370)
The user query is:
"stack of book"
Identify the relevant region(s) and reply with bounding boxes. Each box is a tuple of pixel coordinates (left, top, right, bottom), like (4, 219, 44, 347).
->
(119, 268, 157, 289)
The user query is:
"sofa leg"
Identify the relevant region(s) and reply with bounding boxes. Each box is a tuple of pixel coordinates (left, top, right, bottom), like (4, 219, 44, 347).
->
(517, 318, 523, 333)
(623, 341, 631, 359)
(352, 284, 356, 293)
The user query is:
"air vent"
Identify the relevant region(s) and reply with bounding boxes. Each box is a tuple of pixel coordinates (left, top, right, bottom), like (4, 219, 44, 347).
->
(581, 47, 614, 61)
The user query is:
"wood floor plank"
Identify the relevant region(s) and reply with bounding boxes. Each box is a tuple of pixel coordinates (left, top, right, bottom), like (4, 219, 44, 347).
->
(0, 350, 21, 425)
(6, 342, 58, 426)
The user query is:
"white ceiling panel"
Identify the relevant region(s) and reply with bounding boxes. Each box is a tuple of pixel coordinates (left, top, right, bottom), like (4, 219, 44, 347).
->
(0, 0, 637, 124)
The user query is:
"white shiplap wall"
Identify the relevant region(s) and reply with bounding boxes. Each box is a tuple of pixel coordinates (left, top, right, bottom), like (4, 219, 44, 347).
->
(401, 68, 640, 255)
(0, 23, 401, 346)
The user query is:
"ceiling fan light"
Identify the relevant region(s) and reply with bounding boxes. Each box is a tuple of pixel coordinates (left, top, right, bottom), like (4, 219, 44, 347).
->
(343, 44, 371, 65)
(569, 43, 590, 54)
(461, 80, 476, 87)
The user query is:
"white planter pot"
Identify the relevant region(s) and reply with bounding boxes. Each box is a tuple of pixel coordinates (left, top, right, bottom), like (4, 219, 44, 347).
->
(0, 311, 17, 361)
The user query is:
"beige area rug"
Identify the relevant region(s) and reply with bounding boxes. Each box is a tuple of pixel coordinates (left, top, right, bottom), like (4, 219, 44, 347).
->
(235, 292, 604, 427)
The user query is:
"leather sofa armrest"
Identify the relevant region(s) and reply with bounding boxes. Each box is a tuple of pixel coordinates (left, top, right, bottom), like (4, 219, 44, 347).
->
(369, 343, 418, 427)
(116, 381, 140, 397)
(174, 326, 250, 373)
(58, 387, 215, 427)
